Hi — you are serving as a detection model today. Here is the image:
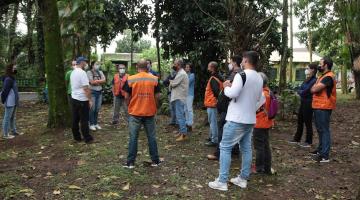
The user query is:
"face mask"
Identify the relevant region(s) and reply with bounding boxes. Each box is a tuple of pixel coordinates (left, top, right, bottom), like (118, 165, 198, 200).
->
(228, 64, 233, 71)
(305, 69, 311, 76)
(119, 69, 126, 74)
(172, 66, 177, 71)
(94, 65, 100, 70)
(13, 69, 17, 74)
(84, 64, 89, 70)
(317, 65, 324, 73)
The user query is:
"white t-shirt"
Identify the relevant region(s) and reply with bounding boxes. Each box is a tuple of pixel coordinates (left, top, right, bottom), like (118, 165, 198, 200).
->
(225, 69, 264, 124)
(71, 68, 90, 101)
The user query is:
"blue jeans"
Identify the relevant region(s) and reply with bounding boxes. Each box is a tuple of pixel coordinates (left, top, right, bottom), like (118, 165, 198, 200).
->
(2, 106, 17, 136)
(89, 90, 102, 125)
(173, 99, 187, 134)
(185, 95, 194, 126)
(314, 109, 332, 159)
(169, 94, 177, 124)
(112, 96, 128, 123)
(207, 107, 218, 143)
(127, 115, 160, 164)
(218, 121, 254, 183)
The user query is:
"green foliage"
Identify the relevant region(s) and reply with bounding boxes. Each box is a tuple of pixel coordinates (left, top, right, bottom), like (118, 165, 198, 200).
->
(141, 47, 172, 73)
(115, 30, 152, 53)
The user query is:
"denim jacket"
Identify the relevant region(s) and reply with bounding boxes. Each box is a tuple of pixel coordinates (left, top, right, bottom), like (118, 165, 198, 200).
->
(1, 76, 19, 107)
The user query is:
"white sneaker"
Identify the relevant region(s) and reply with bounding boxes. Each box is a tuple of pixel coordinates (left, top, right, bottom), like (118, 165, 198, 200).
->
(89, 125, 96, 131)
(208, 178, 228, 191)
(3, 135, 15, 139)
(230, 176, 247, 188)
(95, 125, 102, 130)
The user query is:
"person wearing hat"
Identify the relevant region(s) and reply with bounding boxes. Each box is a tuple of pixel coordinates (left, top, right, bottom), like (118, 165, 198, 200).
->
(70, 56, 94, 143)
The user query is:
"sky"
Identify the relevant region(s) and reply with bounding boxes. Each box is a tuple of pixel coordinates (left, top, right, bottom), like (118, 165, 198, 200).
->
(16, 1, 306, 55)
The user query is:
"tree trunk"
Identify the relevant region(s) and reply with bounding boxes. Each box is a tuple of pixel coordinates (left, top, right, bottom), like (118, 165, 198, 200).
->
(24, 0, 35, 66)
(279, 0, 289, 94)
(289, 0, 293, 83)
(130, 29, 134, 70)
(354, 71, 360, 99)
(154, 0, 161, 78)
(40, 0, 69, 128)
(35, 0, 45, 78)
(7, 3, 19, 63)
(306, 4, 313, 63)
(341, 64, 348, 94)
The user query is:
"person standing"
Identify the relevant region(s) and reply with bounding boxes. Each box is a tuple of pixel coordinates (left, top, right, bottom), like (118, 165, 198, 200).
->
(185, 63, 195, 132)
(163, 70, 177, 126)
(87, 61, 106, 131)
(122, 59, 161, 168)
(112, 64, 129, 125)
(209, 51, 264, 191)
(1, 64, 22, 139)
(253, 72, 274, 175)
(204, 61, 223, 146)
(146, 59, 159, 77)
(289, 64, 318, 147)
(71, 56, 94, 144)
(170, 59, 189, 142)
(310, 57, 336, 163)
(65, 60, 76, 108)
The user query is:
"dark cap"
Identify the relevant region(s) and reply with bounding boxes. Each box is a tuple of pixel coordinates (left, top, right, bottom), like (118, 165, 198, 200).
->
(76, 56, 88, 64)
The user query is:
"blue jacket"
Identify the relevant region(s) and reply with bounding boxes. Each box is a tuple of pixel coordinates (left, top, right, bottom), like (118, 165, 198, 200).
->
(188, 73, 195, 96)
(297, 76, 317, 102)
(1, 76, 19, 107)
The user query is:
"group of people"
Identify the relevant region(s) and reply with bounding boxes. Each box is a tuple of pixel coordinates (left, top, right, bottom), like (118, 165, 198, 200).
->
(1, 50, 337, 191)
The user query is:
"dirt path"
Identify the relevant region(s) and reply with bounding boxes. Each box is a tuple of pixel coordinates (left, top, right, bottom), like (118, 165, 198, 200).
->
(0, 100, 359, 199)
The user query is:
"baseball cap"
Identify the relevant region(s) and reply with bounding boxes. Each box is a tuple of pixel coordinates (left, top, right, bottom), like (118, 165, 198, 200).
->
(76, 56, 88, 64)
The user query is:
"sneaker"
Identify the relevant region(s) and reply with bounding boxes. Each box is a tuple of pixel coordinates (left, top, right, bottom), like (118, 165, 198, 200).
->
(187, 125, 192, 132)
(288, 139, 299, 144)
(13, 132, 24, 136)
(313, 155, 330, 163)
(309, 150, 319, 156)
(230, 176, 247, 188)
(299, 142, 311, 148)
(89, 125, 96, 131)
(208, 178, 228, 191)
(123, 162, 135, 169)
(205, 141, 218, 147)
(111, 121, 119, 125)
(2, 135, 15, 139)
(207, 154, 218, 161)
(176, 134, 188, 142)
(151, 161, 163, 167)
(95, 125, 102, 130)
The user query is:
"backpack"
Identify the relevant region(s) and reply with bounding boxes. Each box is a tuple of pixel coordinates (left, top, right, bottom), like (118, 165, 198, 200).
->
(216, 71, 246, 113)
(267, 91, 279, 119)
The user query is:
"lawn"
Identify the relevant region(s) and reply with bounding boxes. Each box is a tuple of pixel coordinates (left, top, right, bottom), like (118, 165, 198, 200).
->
(0, 97, 359, 200)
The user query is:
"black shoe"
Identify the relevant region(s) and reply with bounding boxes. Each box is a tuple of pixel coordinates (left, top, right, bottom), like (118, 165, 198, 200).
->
(187, 125, 192, 132)
(312, 155, 330, 163)
(111, 121, 119, 125)
(309, 150, 319, 156)
(84, 138, 94, 144)
(123, 162, 135, 169)
(288, 139, 299, 144)
(151, 160, 163, 167)
(205, 141, 218, 147)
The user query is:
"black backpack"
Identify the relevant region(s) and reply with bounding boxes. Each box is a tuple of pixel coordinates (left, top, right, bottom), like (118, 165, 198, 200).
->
(216, 71, 246, 113)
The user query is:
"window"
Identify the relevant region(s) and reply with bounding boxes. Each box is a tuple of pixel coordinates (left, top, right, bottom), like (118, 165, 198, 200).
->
(268, 68, 278, 80)
(295, 68, 306, 81)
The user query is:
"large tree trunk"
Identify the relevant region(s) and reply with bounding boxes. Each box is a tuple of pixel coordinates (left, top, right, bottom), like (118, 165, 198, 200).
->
(279, 0, 288, 94)
(40, 0, 69, 128)
(154, 0, 161, 78)
(289, 0, 293, 82)
(35, 0, 45, 78)
(354, 71, 360, 99)
(341, 65, 348, 94)
(7, 3, 19, 63)
(24, 0, 35, 66)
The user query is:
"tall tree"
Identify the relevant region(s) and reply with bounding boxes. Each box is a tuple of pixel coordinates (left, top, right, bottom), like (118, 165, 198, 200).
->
(153, 0, 162, 77)
(21, 0, 35, 66)
(115, 30, 152, 53)
(289, 0, 294, 82)
(7, 2, 19, 63)
(35, 0, 45, 78)
(279, 0, 289, 94)
(40, 0, 69, 127)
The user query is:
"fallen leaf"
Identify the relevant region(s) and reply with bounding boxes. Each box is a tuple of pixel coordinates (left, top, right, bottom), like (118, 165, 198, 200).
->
(102, 192, 120, 197)
(351, 141, 359, 146)
(122, 182, 130, 191)
(68, 185, 82, 190)
(46, 172, 52, 176)
(53, 190, 61, 195)
(195, 184, 203, 188)
(266, 184, 273, 187)
(181, 185, 190, 191)
(152, 184, 160, 188)
(77, 160, 86, 166)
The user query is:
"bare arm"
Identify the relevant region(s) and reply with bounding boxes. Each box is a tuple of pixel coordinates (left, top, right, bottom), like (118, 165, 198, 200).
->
(311, 82, 326, 94)
(83, 86, 93, 108)
(124, 92, 131, 106)
(155, 93, 160, 108)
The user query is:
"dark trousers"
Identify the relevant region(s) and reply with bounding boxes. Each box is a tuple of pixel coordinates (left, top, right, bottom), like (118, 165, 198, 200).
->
(71, 98, 93, 142)
(253, 128, 272, 173)
(214, 112, 239, 157)
(293, 100, 313, 144)
(314, 109, 332, 159)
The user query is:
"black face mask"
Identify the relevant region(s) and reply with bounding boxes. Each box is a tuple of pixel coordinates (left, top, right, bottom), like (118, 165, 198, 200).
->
(317, 65, 325, 73)
(172, 66, 177, 71)
(13, 69, 17, 74)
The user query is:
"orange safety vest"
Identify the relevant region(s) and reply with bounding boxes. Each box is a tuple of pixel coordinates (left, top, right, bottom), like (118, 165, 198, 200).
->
(204, 76, 223, 108)
(127, 72, 159, 117)
(113, 73, 128, 97)
(312, 71, 337, 110)
(255, 87, 274, 129)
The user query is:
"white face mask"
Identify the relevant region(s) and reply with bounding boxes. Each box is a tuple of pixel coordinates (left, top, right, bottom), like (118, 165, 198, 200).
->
(119, 69, 126, 74)
(84, 64, 89, 70)
(305, 69, 311, 76)
(94, 64, 100, 70)
(228, 63, 233, 71)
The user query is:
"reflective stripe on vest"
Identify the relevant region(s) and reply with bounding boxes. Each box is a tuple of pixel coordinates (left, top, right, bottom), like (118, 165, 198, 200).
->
(204, 76, 223, 108)
(113, 74, 128, 97)
(312, 71, 337, 110)
(127, 72, 158, 116)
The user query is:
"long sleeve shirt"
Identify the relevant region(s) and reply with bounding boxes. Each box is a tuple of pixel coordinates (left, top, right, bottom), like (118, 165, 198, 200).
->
(170, 68, 189, 102)
(297, 76, 317, 102)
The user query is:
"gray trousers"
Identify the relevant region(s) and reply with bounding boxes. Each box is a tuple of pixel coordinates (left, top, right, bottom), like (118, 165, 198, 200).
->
(112, 96, 128, 123)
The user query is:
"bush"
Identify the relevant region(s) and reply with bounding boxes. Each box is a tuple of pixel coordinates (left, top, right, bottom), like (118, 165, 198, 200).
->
(102, 83, 113, 104)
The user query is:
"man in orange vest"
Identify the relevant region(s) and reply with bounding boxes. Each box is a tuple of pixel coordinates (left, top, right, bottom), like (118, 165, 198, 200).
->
(204, 61, 223, 146)
(310, 57, 336, 163)
(112, 64, 129, 125)
(122, 59, 161, 169)
(254, 72, 274, 174)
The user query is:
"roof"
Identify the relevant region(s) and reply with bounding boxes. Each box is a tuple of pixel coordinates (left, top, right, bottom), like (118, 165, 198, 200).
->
(269, 48, 322, 63)
(102, 53, 142, 62)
